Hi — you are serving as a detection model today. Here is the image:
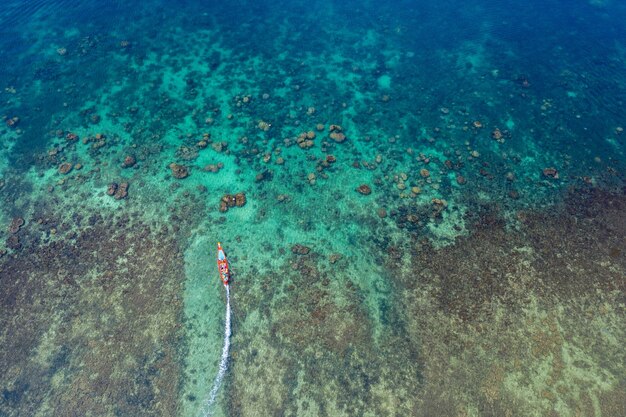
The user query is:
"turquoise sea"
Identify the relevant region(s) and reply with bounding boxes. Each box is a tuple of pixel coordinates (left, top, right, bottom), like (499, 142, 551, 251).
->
(1, 1, 624, 416)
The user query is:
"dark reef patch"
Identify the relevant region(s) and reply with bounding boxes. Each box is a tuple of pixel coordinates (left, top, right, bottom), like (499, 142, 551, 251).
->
(0, 206, 186, 417)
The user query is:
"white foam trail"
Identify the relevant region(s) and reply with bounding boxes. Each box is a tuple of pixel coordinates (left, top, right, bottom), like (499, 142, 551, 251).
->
(201, 285, 231, 417)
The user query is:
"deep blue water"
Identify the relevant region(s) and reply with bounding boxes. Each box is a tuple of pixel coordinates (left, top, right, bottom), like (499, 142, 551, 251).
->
(1, 0, 625, 171)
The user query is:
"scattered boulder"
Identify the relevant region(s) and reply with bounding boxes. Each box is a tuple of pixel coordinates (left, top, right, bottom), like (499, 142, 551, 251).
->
(5, 116, 19, 127)
(356, 184, 372, 195)
(107, 183, 118, 196)
(296, 131, 315, 149)
(257, 120, 271, 131)
(542, 167, 559, 179)
(234, 192, 246, 207)
(329, 124, 342, 132)
(106, 182, 129, 199)
(115, 182, 129, 200)
(432, 198, 447, 217)
(211, 141, 227, 152)
(122, 155, 136, 168)
(291, 244, 311, 255)
(170, 163, 189, 179)
(58, 162, 73, 175)
(329, 124, 347, 142)
(219, 192, 247, 212)
(8, 217, 25, 234)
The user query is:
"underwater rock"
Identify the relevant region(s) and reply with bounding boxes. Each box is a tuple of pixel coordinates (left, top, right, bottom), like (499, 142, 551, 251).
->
(456, 175, 467, 185)
(219, 195, 234, 212)
(211, 141, 228, 153)
(5, 116, 19, 127)
(114, 182, 129, 200)
(169, 163, 189, 179)
(257, 120, 271, 131)
(58, 162, 73, 175)
(122, 155, 136, 168)
(329, 131, 346, 143)
(296, 131, 315, 149)
(377, 208, 387, 218)
(326, 154, 337, 164)
(432, 198, 448, 217)
(107, 183, 118, 196)
(329, 124, 342, 132)
(543, 167, 559, 179)
(92, 137, 106, 149)
(8, 217, 25, 234)
(356, 184, 372, 195)
(234, 192, 247, 207)
(291, 244, 311, 255)
(66, 132, 78, 141)
(329, 124, 347, 143)
(492, 128, 503, 141)
(219, 192, 246, 212)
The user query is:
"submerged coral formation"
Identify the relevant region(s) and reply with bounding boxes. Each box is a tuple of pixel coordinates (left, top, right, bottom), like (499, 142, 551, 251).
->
(0, 0, 625, 416)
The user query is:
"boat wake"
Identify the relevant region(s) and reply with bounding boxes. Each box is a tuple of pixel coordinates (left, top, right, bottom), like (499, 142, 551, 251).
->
(201, 285, 231, 417)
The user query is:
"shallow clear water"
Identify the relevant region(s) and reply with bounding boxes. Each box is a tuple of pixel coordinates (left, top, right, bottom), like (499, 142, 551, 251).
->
(1, 1, 624, 416)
